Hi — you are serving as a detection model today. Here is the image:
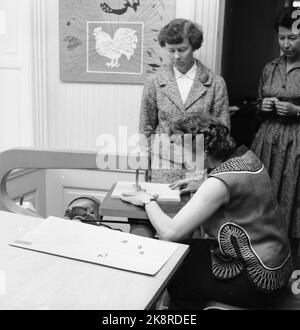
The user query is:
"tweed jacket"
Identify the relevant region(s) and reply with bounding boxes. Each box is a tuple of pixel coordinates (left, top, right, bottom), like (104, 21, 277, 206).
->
(139, 59, 230, 183)
(139, 59, 230, 139)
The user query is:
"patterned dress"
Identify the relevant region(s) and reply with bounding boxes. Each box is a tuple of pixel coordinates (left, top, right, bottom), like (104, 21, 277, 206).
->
(251, 56, 300, 238)
(206, 146, 292, 292)
(168, 147, 293, 308)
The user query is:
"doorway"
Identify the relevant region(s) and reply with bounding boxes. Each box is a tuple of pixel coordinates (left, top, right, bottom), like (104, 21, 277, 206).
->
(221, 0, 289, 146)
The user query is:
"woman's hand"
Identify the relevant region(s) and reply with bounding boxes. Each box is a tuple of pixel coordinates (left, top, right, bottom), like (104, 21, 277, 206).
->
(274, 101, 299, 117)
(169, 178, 205, 195)
(120, 191, 158, 207)
(261, 97, 278, 112)
(229, 106, 240, 115)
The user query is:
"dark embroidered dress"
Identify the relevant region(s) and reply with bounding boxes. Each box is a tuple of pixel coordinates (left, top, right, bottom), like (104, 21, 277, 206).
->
(168, 147, 292, 309)
(251, 56, 300, 238)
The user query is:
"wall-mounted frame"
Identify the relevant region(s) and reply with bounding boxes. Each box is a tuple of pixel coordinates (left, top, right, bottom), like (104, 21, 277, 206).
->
(59, 0, 175, 84)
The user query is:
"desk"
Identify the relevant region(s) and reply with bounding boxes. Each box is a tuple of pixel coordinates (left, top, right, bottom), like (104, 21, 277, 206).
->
(100, 183, 189, 220)
(100, 183, 190, 237)
(0, 211, 189, 310)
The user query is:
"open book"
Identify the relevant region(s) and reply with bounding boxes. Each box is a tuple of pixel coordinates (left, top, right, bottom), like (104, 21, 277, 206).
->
(111, 181, 181, 203)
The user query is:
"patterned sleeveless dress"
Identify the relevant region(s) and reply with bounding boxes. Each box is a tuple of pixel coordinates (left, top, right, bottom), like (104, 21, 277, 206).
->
(205, 146, 293, 292)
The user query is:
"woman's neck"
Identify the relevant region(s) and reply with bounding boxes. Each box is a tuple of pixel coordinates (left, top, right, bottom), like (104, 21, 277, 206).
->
(285, 55, 300, 66)
(286, 59, 300, 74)
(175, 60, 195, 74)
(206, 156, 222, 169)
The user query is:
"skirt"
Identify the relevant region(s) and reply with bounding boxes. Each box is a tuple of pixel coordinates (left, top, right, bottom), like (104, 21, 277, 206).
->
(167, 239, 285, 309)
(251, 119, 300, 238)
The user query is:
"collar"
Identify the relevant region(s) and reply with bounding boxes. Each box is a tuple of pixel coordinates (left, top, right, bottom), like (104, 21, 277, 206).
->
(270, 56, 285, 66)
(174, 61, 198, 80)
(271, 56, 300, 70)
(209, 146, 263, 176)
(157, 59, 213, 87)
(206, 146, 249, 174)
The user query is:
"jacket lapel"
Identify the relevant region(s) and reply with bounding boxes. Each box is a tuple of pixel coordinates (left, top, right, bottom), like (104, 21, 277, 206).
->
(184, 62, 212, 110)
(157, 66, 185, 111)
(157, 61, 213, 111)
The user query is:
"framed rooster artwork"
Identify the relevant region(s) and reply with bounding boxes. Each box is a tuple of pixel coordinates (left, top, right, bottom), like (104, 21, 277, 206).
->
(59, 0, 175, 84)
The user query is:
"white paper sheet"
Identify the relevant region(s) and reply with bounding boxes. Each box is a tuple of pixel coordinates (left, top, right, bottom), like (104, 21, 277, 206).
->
(10, 217, 179, 275)
(111, 181, 181, 203)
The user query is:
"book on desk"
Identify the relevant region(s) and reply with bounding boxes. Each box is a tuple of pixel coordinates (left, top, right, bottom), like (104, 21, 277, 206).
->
(100, 182, 188, 220)
(111, 181, 181, 203)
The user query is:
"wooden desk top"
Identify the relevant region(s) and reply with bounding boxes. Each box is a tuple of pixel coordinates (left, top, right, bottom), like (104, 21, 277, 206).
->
(0, 211, 189, 310)
(100, 183, 189, 220)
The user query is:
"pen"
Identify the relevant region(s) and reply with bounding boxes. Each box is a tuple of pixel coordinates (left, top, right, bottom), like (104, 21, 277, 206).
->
(135, 169, 142, 191)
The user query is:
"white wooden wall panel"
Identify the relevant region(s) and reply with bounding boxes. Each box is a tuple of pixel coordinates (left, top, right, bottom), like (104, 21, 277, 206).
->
(196, 0, 224, 73)
(0, 70, 21, 149)
(175, 0, 224, 73)
(31, 0, 48, 148)
(0, 0, 33, 151)
(0, 0, 17, 54)
(176, 0, 196, 19)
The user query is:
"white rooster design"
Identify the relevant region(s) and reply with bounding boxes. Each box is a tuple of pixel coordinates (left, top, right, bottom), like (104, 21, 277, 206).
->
(93, 27, 138, 69)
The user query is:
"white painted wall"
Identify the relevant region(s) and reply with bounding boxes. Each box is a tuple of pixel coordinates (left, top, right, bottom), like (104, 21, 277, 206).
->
(44, 0, 224, 151)
(0, 0, 224, 153)
(176, 0, 224, 71)
(0, 0, 33, 151)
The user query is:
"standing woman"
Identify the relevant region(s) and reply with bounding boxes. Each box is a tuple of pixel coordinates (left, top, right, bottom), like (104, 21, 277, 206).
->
(251, 7, 300, 258)
(139, 19, 230, 186)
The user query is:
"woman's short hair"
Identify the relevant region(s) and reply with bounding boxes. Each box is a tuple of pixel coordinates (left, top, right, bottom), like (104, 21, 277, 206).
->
(169, 113, 235, 161)
(158, 19, 203, 50)
(274, 7, 299, 32)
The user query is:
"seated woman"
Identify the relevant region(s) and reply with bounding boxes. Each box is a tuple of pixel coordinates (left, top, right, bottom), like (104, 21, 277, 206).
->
(121, 113, 293, 309)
